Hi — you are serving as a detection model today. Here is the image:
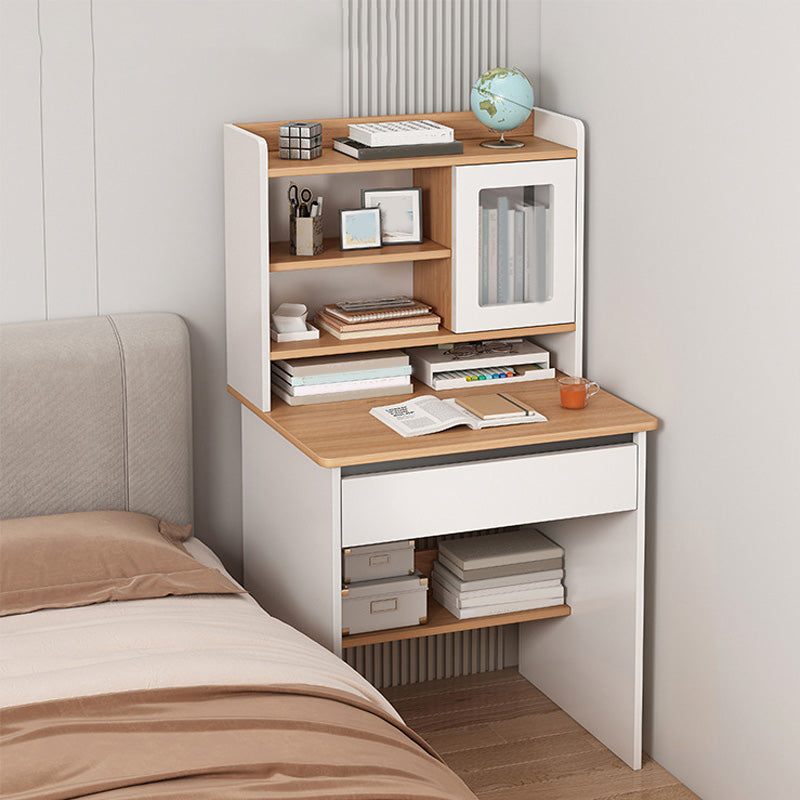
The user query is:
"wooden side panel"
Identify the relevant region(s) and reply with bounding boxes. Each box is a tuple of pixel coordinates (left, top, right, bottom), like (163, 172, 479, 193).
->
(413, 166, 452, 327)
(238, 110, 534, 151)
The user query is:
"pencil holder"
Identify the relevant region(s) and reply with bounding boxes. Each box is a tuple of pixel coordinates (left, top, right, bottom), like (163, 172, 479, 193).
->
(289, 213, 324, 256)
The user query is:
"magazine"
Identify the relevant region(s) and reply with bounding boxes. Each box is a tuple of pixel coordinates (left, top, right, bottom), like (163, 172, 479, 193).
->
(370, 395, 547, 438)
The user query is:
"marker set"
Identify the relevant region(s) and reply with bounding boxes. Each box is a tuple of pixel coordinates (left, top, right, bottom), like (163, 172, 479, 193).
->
(437, 367, 517, 382)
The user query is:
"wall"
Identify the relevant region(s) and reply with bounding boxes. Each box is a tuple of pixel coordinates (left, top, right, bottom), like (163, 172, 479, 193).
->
(539, 1, 800, 797)
(1, 0, 345, 573)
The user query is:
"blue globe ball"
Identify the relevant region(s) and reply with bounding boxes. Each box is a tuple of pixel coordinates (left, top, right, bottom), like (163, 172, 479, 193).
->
(470, 68, 535, 133)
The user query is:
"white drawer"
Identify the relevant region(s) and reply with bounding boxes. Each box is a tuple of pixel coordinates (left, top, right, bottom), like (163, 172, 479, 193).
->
(341, 444, 638, 547)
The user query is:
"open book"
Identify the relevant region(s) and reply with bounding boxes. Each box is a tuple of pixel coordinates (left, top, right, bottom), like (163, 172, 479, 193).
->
(370, 395, 547, 438)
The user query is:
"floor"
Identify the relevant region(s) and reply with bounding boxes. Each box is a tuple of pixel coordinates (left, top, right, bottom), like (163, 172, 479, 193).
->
(381, 668, 699, 800)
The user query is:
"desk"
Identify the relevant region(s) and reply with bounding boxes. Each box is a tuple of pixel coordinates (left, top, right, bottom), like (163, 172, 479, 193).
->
(233, 379, 656, 769)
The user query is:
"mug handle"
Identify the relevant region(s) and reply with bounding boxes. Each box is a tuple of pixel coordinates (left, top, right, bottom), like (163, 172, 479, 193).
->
(586, 381, 600, 399)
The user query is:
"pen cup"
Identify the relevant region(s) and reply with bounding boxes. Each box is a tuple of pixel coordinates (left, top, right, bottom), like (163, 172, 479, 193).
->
(289, 213, 324, 256)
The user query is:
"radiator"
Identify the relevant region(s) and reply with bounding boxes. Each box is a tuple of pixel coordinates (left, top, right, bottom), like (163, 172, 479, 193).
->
(344, 625, 517, 689)
(343, 0, 508, 116)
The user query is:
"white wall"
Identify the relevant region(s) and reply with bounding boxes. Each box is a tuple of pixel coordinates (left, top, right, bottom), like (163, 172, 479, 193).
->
(539, 1, 800, 797)
(1, 0, 345, 574)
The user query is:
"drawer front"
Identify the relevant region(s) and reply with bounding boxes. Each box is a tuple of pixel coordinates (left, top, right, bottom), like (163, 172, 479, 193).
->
(341, 444, 638, 547)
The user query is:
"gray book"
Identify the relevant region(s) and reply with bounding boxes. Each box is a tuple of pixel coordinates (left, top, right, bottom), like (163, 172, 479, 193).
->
(274, 350, 409, 377)
(432, 581, 564, 620)
(431, 575, 563, 609)
(438, 528, 564, 571)
(432, 561, 564, 593)
(437, 552, 563, 581)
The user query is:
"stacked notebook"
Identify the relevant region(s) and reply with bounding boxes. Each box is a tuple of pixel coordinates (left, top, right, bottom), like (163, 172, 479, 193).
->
(271, 350, 413, 406)
(314, 297, 440, 340)
(431, 528, 565, 620)
(333, 120, 463, 160)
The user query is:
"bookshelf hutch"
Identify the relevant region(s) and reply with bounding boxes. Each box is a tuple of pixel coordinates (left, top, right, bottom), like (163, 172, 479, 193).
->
(224, 109, 657, 769)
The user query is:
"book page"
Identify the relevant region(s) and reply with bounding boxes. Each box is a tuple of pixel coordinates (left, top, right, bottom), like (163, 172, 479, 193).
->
(370, 395, 469, 437)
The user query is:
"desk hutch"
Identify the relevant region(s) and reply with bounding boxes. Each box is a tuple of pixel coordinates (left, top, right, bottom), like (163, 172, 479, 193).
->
(223, 110, 657, 770)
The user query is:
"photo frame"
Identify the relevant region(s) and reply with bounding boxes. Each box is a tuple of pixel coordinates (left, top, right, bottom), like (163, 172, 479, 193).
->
(339, 207, 383, 250)
(361, 187, 423, 245)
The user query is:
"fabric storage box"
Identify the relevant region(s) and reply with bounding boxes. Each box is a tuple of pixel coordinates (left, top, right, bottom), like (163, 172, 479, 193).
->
(342, 572, 428, 636)
(342, 540, 415, 584)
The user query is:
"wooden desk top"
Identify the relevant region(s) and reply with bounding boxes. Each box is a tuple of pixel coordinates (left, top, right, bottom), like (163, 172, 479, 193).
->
(229, 379, 658, 468)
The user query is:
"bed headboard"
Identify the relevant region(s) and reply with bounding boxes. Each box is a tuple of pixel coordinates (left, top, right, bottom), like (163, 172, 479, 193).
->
(0, 313, 193, 525)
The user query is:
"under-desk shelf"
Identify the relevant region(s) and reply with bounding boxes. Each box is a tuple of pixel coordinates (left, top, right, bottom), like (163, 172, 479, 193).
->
(269, 323, 576, 360)
(269, 237, 450, 271)
(341, 598, 571, 649)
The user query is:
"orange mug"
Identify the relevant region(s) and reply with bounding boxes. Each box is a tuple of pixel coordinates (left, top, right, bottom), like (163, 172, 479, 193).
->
(558, 376, 600, 409)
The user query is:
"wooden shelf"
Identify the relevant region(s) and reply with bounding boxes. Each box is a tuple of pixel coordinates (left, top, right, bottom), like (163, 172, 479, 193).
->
(269, 323, 576, 360)
(260, 136, 577, 178)
(341, 598, 571, 649)
(269, 237, 450, 272)
(228, 377, 659, 468)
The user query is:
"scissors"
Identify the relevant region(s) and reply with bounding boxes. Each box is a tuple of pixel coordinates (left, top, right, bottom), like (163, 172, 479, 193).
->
(287, 183, 314, 217)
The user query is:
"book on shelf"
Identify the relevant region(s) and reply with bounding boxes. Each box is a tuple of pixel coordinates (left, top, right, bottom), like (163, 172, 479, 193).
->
(323, 298, 432, 323)
(272, 380, 413, 407)
(274, 350, 409, 377)
(348, 120, 454, 147)
(314, 315, 439, 340)
(272, 364, 412, 387)
(271, 371, 411, 397)
(332, 137, 464, 161)
(431, 576, 564, 610)
(431, 562, 565, 593)
(370, 394, 547, 438)
(431, 581, 565, 620)
(438, 528, 564, 572)
(315, 310, 441, 332)
(437, 552, 564, 582)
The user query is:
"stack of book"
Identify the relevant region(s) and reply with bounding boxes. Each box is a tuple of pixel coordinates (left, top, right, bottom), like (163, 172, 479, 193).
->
(333, 120, 463, 160)
(431, 528, 565, 620)
(480, 189, 551, 306)
(271, 350, 413, 406)
(314, 297, 440, 340)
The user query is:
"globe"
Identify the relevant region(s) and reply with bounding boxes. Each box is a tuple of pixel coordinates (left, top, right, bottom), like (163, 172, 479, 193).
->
(470, 67, 535, 148)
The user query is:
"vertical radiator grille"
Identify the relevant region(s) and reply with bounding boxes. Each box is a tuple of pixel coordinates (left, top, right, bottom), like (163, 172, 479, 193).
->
(344, 626, 515, 689)
(343, 0, 508, 117)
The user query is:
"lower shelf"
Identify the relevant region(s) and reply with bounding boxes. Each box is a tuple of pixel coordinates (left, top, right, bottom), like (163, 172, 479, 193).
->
(341, 598, 571, 649)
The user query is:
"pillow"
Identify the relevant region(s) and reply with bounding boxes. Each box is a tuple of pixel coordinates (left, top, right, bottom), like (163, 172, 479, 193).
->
(0, 510, 243, 616)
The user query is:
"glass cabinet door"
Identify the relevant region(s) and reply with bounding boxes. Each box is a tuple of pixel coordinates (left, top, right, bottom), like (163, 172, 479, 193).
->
(452, 160, 577, 333)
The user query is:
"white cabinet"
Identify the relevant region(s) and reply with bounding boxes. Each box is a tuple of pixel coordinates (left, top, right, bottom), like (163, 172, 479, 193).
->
(451, 159, 577, 332)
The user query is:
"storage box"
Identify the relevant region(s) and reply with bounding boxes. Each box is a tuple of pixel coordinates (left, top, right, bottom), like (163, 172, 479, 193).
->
(342, 571, 428, 636)
(343, 540, 415, 584)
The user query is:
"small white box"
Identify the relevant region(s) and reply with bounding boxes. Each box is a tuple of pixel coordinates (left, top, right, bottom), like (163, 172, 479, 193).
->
(343, 540, 415, 583)
(341, 572, 428, 636)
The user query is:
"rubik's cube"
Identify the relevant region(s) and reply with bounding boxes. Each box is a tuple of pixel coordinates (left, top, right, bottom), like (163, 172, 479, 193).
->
(278, 122, 323, 160)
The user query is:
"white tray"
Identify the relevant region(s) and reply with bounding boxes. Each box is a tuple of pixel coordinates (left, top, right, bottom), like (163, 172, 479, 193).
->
(270, 322, 320, 342)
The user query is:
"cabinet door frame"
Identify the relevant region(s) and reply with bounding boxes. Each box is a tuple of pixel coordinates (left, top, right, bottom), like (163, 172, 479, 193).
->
(451, 159, 577, 333)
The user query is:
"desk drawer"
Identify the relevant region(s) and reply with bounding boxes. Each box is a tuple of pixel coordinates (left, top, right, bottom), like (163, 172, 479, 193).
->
(341, 444, 638, 547)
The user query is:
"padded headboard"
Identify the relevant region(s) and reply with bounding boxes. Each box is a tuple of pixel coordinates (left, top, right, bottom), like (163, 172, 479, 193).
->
(0, 313, 193, 525)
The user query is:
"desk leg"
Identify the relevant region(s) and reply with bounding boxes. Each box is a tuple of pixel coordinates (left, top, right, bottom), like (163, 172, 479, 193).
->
(241, 408, 342, 655)
(518, 431, 647, 769)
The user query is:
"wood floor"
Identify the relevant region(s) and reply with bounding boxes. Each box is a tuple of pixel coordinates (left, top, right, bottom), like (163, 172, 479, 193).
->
(381, 668, 699, 800)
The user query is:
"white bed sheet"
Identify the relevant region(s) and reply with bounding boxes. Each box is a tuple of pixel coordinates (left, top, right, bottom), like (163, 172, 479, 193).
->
(0, 537, 397, 720)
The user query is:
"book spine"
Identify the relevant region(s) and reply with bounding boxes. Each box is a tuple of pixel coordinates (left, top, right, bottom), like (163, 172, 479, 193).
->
(496, 195, 510, 304)
(522, 204, 535, 302)
(514, 208, 525, 302)
(480, 208, 489, 306)
(487, 207, 498, 305)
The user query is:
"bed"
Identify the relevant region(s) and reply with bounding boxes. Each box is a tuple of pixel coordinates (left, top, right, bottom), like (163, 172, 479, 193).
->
(0, 313, 476, 800)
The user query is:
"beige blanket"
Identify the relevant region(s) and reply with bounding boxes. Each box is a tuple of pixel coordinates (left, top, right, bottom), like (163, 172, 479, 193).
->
(0, 683, 476, 800)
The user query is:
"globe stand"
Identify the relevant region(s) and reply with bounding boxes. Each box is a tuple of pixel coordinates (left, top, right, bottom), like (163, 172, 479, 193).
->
(480, 131, 525, 149)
